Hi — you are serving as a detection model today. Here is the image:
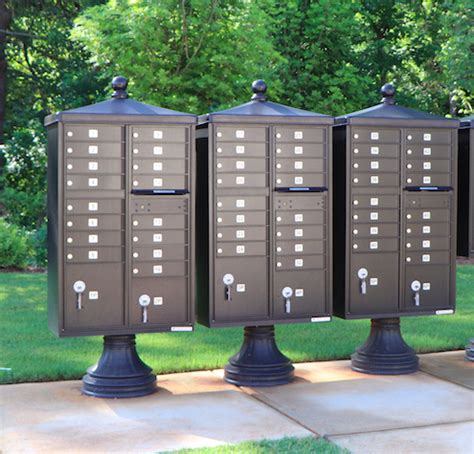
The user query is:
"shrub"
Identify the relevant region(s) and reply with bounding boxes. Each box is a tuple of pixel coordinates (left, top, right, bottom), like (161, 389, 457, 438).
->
(30, 222, 47, 268)
(0, 218, 32, 269)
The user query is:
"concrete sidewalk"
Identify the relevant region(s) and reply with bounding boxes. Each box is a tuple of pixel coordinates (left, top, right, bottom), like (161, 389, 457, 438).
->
(1, 351, 473, 453)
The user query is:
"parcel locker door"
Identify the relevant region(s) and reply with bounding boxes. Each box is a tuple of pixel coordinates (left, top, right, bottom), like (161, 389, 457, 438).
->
(402, 266, 451, 311)
(64, 263, 125, 330)
(349, 253, 399, 316)
(214, 258, 269, 321)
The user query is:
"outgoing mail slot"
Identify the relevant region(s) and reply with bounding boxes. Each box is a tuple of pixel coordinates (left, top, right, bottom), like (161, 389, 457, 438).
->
(275, 127, 324, 143)
(64, 125, 122, 142)
(276, 240, 325, 255)
(351, 194, 399, 209)
(65, 215, 124, 231)
(215, 126, 266, 142)
(216, 211, 267, 227)
(351, 158, 399, 173)
(404, 251, 450, 265)
(132, 245, 187, 262)
(215, 142, 266, 158)
(216, 241, 267, 257)
(405, 222, 450, 237)
(216, 157, 267, 173)
(404, 193, 451, 209)
(64, 263, 124, 330)
(275, 143, 325, 158)
(66, 158, 123, 175)
(132, 175, 188, 190)
(132, 159, 187, 175)
(276, 255, 325, 270)
(132, 197, 188, 214)
(216, 226, 266, 242)
(64, 142, 122, 159)
(273, 270, 326, 317)
(132, 214, 186, 230)
(405, 237, 450, 251)
(275, 210, 325, 225)
(275, 194, 326, 211)
(131, 126, 187, 142)
(276, 225, 324, 240)
(216, 173, 267, 188)
(351, 173, 399, 187)
(216, 196, 267, 211)
(352, 238, 398, 252)
(132, 261, 187, 277)
(405, 160, 450, 173)
(131, 142, 187, 159)
(66, 247, 124, 263)
(404, 173, 451, 187)
(404, 144, 451, 160)
(352, 223, 399, 238)
(404, 208, 450, 223)
(133, 230, 187, 245)
(66, 231, 123, 247)
(130, 277, 188, 327)
(351, 143, 399, 159)
(275, 173, 325, 188)
(66, 175, 123, 191)
(405, 130, 451, 144)
(352, 128, 400, 143)
(352, 209, 399, 224)
(66, 199, 123, 214)
(213, 257, 269, 320)
(275, 158, 325, 173)
(402, 265, 450, 310)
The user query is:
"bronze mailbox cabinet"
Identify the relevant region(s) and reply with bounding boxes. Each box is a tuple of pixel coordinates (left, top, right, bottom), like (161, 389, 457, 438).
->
(45, 77, 196, 338)
(332, 84, 459, 375)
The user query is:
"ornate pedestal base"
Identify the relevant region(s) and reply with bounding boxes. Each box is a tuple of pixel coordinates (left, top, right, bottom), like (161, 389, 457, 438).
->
(351, 318, 419, 375)
(224, 325, 294, 387)
(82, 335, 157, 398)
(465, 338, 474, 362)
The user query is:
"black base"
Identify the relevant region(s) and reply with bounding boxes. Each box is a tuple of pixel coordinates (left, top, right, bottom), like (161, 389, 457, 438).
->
(351, 318, 419, 375)
(465, 338, 474, 362)
(82, 335, 157, 398)
(224, 325, 294, 387)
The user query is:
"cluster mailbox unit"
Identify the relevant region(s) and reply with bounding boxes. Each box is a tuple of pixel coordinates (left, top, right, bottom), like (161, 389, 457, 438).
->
(333, 84, 459, 374)
(45, 77, 196, 397)
(196, 80, 333, 385)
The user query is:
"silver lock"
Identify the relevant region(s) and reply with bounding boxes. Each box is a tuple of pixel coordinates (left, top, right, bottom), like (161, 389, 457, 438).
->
(138, 294, 151, 323)
(411, 280, 421, 306)
(73, 280, 86, 310)
(282, 286, 293, 314)
(223, 273, 234, 302)
(357, 268, 368, 295)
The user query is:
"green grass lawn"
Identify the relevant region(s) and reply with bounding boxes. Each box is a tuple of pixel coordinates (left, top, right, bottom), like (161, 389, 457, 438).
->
(0, 266, 472, 384)
(170, 436, 347, 454)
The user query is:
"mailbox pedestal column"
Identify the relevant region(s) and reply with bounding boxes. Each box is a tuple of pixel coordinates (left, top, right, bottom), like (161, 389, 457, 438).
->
(351, 318, 418, 375)
(224, 326, 294, 386)
(82, 335, 157, 398)
(465, 339, 474, 362)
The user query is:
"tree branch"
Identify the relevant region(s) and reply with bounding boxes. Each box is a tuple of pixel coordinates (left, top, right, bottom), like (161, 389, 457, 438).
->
(0, 29, 46, 40)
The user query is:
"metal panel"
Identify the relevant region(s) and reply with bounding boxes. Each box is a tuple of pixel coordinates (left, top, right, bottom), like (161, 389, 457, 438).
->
(275, 210, 324, 225)
(216, 226, 266, 241)
(132, 214, 186, 230)
(66, 158, 123, 174)
(215, 126, 266, 142)
(351, 158, 399, 173)
(351, 172, 399, 187)
(131, 175, 188, 190)
(64, 125, 122, 142)
(351, 143, 399, 158)
(276, 143, 325, 158)
(132, 230, 187, 245)
(405, 222, 450, 237)
(275, 127, 325, 143)
(65, 215, 124, 231)
(216, 157, 267, 173)
(66, 175, 123, 191)
(132, 245, 187, 262)
(403, 173, 451, 187)
(65, 247, 123, 263)
(275, 225, 325, 240)
(131, 261, 187, 277)
(404, 251, 450, 265)
(66, 231, 123, 247)
(275, 240, 325, 255)
(131, 142, 187, 159)
(216, 142, 266, 157)
(404, 160, 450, 173)
(216, 195, 267, 211)
(65, 199, 123, 214)
(352, 209, 399, 224)
(131, 126, 186, 142)
(216, 241, 267, 257)
(216, 173, 267, 188)
(64, 142, 122, 159)
(405, 130, 451, 144)
(404, 144, 451, 160)
(404, 237, 450, 251)
(351, 194, 398, 209)
(276, 255, 325, 270)
(352, 223, 399, 238)
(216, 211, 267, 227)
(352, 238, 398, 252)
(275, 173, 325, 188)
(275, 158, 325, 173)
(132, 159, 187, 175)
(352, 128, 400, 143)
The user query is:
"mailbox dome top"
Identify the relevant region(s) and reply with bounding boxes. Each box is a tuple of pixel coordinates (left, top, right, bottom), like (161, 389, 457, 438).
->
(336, 83, 459, 126)
(45, 76, 195, 126)
(200, 80, 333, 124)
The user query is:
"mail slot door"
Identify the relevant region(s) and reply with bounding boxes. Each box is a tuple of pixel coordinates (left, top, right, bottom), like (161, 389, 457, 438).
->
(404, 251, 450, 265)
(66, 199, 123, 214)
(132, 245, 187, 262)
(64, 142, 122, 159)
(275, 173, 325, 188)
(132, 214, 186, 230)
(215, 157, 267, 173)
(405, 160, 450, 173)
(405, 222, 450, 237)
(66, 175, 123, 191)
(66, 158, 123, 174)
(216, 173, 267, 188)
(275, 240, 325, 256)
(404, 145, 451, 160)
(276, 225, 325, 240)
(405, 208, 450, 223)
(351, 144, 399, 159)
(351, 173, 399, 188)
(132, 142, 187, 159)
(276, 143, 325, 158)
(64, 263, 124, 330)
(216, 195, 267, 211)
(351, 194, 399, 209)
(405, 130, 451, 144)
(65, 247, 123, 263)
(404, 173, 451, 187)
(405, 237, 450, 251)
(216, 226, 266, 242)
(276, 210, 324, 225)
(353, 223, 399, 238)
(275, 127, 325, 143)
(216, 142, 266, 158)
(65, 215, 124, 231)
(402, 265, 451, 310)
(351, 158, 399, 173)
(216, 241, 267, 257)
(66, 231, 123, 247)
(274, 270, 327, 317)
(215, 126, 266, 142)
(131, 126, 187, 142)
(65, 125, 122, 142)
(132, 159, 187, 175)
(275, 158, 325, 173)
(276, 255, 325, 270)
(132, 230, 187, 245)
(349, 253, 399, 315)
(351, 128, 400, 143)
(130, 277, 189, 327)
(132, 261, 187, 277)
(216, 211, 267, 227)
(132, 175, 188, 190)
(352, 238, 398, 253)
(352, 209, 399, 224)
(214, 258, 269, 321)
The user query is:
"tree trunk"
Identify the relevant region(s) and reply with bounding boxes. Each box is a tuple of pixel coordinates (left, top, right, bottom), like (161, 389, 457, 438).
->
(0, 0, 12, 145)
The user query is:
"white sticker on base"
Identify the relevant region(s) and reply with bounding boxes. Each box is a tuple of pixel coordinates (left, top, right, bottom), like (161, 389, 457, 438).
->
(435, 309, 454, 315)
(311, 317, 331, 323)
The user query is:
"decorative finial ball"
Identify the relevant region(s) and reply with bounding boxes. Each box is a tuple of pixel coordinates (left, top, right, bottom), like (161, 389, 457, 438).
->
(381, 83, 395, 98)
(252, 79, 267, 95)
(112, 76, 128, 91)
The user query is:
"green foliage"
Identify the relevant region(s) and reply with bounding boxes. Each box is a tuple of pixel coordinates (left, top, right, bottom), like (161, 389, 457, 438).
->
(0, 219, 31, 269)
(72, 0, 284, 113)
